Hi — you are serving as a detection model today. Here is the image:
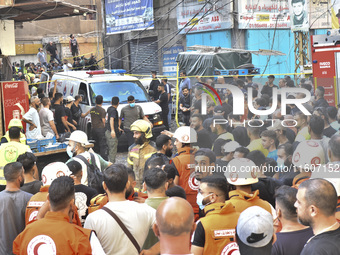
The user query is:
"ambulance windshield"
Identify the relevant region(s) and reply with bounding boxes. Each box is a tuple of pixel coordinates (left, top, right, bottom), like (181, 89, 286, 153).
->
(89, 81, 150, 104)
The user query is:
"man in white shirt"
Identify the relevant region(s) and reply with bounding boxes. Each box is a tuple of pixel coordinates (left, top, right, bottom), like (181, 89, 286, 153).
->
(22, 96, 42, 139)
(39, 97, 59, 139)
(84, 164, 159, 255)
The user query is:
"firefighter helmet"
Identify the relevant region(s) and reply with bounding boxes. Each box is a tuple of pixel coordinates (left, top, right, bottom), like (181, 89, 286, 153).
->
(130, 120, 153, 139)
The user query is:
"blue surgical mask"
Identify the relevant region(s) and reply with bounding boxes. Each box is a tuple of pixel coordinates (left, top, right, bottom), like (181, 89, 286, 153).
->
(66, 145, 76, 158)
(196, 192, 212, 210)
(130, 103, 135, 108)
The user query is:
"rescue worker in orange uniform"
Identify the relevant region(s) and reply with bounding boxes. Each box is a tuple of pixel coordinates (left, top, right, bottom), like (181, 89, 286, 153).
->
(226, 158, 274, 216)
(25, 162, 82, 226)
(13, 176, 105, 254)
(170, 126, 199, 219)
(191, 176, 240, 255)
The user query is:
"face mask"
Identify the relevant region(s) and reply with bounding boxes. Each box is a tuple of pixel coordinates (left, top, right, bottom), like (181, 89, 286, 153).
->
(66, 145, 76, 158)
(196, 192, 212, 210)
(277, 158, 285, 170)
(130, 103, 135, 108)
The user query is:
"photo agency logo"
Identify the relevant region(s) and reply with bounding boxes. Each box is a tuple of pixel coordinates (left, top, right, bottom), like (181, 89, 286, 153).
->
(197, 82, 312, 127)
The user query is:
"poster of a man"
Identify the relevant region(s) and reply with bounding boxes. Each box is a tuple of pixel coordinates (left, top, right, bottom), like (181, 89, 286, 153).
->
(290, 0, 309, 31)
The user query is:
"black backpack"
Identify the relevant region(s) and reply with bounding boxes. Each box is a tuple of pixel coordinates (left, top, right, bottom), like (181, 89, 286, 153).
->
(76, 153, 105, 194)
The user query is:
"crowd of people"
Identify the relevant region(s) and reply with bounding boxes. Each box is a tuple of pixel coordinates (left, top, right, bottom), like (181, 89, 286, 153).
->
(12, 40, 98, 86)
(1, 71, 340, 255)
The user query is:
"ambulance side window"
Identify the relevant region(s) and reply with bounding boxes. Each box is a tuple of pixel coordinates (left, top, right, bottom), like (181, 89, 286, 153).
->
(79, 83, 89, 105)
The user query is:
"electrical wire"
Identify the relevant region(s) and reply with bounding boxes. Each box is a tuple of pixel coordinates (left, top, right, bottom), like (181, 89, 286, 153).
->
(129, 0, 233, 73)
(309, 1, 335, 28)
(97, 0, 185, 64)
(261, 12, 281, 75)
(31, 1, 58, 22)
(104, 0, 219, 68)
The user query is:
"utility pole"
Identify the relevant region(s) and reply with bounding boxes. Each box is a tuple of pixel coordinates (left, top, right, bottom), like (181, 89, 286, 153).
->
(294, 31, 310, 83)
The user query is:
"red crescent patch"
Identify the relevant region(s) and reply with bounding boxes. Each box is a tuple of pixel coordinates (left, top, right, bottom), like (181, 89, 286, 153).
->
(293, 152, 301, 163)
(311, 157, 321, 165)
(56, 171, 65, 177)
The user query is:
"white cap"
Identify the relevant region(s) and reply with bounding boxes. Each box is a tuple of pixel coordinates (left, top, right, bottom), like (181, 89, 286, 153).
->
(67, 130, 91, 146)
(173, 126, 197, 143)
(41, 162, 72, 186)
(292, 140, 325, 170)
(226, 158, 258, 185)
(67, 63, 72, 68)
(237, 206, 273, 248)
(66, 95, 75, 103)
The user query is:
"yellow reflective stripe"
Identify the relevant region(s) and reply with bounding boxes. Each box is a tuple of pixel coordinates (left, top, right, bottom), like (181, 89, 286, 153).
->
(144, 153, 154, 159)
(127, 157, 133, 165)
(129, 152, 139, 159)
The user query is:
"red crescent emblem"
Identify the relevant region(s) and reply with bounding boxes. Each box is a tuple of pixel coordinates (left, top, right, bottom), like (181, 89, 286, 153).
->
(56, 171, 65, 177)
(293, 152, 300, 163)
(311, 157, 321, 165)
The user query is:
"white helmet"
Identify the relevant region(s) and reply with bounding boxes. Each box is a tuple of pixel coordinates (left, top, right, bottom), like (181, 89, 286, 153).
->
(226, 158, 258, 185)
(222, 141, 240, 154)
(67, 130, 91, 146)
(41, 162, 72, 186)
(292, 140, 325, 170)
(173, 126, 197, 143)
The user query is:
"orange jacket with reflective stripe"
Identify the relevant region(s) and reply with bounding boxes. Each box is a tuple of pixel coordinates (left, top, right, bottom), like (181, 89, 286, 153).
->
(25, 185, 82, 226)
(200, 202, 240, 255)
(229, 189, 272, 214)
(172, 147, 199, 215)
(13, 211, 92, 255)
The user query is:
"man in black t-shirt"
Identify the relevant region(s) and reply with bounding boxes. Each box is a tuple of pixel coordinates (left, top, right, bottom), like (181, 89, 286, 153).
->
(296, 179, 340, 255)
(190, 114, 212, 149)
(46, 41, 61, 64)
(105, 97, 121, 163)
(90, 95, 107, 160)
(149, 71, 161, 100)
(261, 75, 277, 98)
(54, 93, 70, 135)
(71, 95, 90, 130)
(64, 96, 77, 133)
(272, 185, 313, 255)
(179, 87, 191, 126)
(154, 83, 169, 130)
(67, 160, 98, 226)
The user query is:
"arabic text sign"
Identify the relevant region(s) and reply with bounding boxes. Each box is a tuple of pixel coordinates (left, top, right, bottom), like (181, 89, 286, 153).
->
(238, 0, 291, 29)
(105, 0, 154, 34)
(163, 46, 184, 76)
(177, 0, 233, 34)
(309, 0, 331, 29)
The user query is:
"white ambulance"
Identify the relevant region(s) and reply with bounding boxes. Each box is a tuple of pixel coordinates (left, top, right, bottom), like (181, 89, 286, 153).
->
(41, 70, 165, 147)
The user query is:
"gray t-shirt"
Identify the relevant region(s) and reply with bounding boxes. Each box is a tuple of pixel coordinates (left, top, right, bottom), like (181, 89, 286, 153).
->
(37, 51, 46, 63)
(39, 107, 55, 137)
(120, 105, 144, 130)
(0, 190, 32, 255)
